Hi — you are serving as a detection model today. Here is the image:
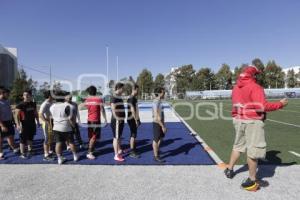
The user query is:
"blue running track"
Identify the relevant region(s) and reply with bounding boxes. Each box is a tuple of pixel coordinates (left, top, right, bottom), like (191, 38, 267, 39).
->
(0, 122, 215, 165)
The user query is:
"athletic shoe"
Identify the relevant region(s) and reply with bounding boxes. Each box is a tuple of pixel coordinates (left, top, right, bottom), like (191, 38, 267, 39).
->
(20, 154, 28, 159)
(79, 144, 88, 149)
(224, 168, 235, 179)
(241, 178, 260, 192)
(0, 153, 5, 160)
(43, 156, 55, 162)
(27, 150, 34, 157)
(129, 151, 140, 159)
(154, 156, 166, 163)
(73, 154, 79, 162)
(57, 156, 66, 165)
(13, 148, 20, 154)
(87, 153, 96, 160)
(67, 146, 71, 151)
(114, 154, 125, 162)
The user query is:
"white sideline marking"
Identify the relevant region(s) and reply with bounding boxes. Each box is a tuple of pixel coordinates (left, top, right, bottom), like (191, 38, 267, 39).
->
(289, 151, 300, 158)
(223, 109, 300, 128)
(267, 119, 300, 128)
(170, 106, 225, 165)
(279, 109, 300, 114)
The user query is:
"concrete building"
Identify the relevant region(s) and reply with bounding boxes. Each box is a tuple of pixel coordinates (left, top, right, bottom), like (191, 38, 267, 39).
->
(0, 45, 18, 88)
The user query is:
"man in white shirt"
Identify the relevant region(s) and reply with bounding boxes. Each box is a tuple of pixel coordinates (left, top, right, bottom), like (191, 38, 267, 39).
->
(50, 91, 79, 165)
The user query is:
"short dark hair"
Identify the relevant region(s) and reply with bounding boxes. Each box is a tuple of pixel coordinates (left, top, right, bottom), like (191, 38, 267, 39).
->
(24, 89, 32, 96)
(55, 91, 69, 102)
(0, 87, 5, 95)
(43, 90, 52, 99)
(86, 86, 97, 96)
(115, 82, 124, 91)
(154, 87, 165, 97)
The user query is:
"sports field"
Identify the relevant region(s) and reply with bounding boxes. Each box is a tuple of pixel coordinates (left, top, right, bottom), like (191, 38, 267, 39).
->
(173, 99, 300, 165)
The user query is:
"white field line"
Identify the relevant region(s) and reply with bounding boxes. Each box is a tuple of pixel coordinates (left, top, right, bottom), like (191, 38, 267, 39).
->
(289, 151, 300, 158)
(222, 109, 300, 128)
(279, 109, 300, 114)
(170, 105, 225, 166)
(267, 119, 300, 128)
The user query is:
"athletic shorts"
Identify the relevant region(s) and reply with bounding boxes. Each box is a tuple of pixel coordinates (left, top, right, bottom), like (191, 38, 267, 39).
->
(153, 122, 165, 143)
(88, 121, 101, 140)
(20, 123, 36, 144)
(0, 120, 15, 138)
(42, 122, 53, 145)
(232, 118, 266, 159)
(127, 118, 137, 138)
(53, 130, 74, 144)
(111, 118, 124, 139)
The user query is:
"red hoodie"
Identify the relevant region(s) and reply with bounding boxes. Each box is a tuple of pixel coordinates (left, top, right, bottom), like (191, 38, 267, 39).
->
(232, 66, 283, 120)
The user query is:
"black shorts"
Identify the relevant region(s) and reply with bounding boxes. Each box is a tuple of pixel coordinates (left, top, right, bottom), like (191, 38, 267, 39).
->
(53, 130, 74, 144)
(0, 120, 15, 138)
(111, 118, 124, 139)
(20, 124, 36, 144)
(127, 119, 137, 138)
(153, 122, 165, 142)
(87, 121, 101, 140)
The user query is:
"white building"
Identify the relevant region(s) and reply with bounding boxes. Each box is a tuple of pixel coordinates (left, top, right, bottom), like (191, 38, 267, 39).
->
(164, 67, 178, 99)
(0, 45, 18, 88)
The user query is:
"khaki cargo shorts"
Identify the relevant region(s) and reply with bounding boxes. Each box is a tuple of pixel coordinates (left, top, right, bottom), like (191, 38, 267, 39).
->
(232, 118, 266, 159)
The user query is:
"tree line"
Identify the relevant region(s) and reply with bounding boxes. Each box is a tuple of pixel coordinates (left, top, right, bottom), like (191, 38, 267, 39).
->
(8, 58, 300, 103)
(135, 58, 300, 95)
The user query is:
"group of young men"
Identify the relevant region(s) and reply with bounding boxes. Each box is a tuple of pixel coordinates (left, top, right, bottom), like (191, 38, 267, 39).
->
(0, 83, 168, 164)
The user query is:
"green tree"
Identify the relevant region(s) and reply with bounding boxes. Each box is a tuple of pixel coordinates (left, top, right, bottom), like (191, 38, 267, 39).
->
(192, 68, 216, 90)
(10, 69, 37, 103)
(265, 60, 285, 88)
(120, 76, 135, 96)
(286, 69, 297, 88)
(153, 73, 165, 89)
(137, 69, 153, 98)
(174, 64, 195, 93)
(216, 64, 232, 90)
(252, 58, 267, 88)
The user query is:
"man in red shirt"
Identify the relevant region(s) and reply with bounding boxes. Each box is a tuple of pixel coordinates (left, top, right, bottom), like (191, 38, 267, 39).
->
(224, 65, 288, 191)
(84, 86, 107, 160)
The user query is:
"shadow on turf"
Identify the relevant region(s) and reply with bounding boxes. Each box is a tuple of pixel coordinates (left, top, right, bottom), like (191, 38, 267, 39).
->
(234, 150, 297, 188)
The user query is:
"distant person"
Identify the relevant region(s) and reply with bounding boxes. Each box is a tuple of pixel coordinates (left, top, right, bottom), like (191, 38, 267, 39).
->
(0, 88, 19, 160)
(84, 86, 107, 160)
(39, 90, 55, 161)
(152, 87, 167, 163)
(111, 83, 126, 162)
(224, 65, 288, 191)
(50, 91, 79, 164)
(65, 94, 86, 150)
(16, 90, 40, 159)
(127, 84, 141, 158)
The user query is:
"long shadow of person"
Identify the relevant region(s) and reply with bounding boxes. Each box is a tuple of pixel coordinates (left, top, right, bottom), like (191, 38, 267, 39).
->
(161, 142, 198, 159)
(234, 150, 297, 188)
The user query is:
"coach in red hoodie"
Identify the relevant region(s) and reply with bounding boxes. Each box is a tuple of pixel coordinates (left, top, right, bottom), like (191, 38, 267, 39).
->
(224, 65, 288, 191)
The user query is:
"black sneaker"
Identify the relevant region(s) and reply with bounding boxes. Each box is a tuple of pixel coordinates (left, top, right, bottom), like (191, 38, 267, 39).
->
(241, 178, 260, 192)
(224, 168, 235, 179)
(27, 151, 34, 157)
(154, 156, 166, 163)
(129, 151, 141, 159)
(43, 156, 55, 162)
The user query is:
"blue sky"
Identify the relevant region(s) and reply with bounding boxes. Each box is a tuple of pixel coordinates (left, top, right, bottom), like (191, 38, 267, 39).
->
(1, 0, 300, 87)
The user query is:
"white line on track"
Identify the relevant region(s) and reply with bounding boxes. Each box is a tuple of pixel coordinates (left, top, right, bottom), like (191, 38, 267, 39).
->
(289, 151, 300, 158)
